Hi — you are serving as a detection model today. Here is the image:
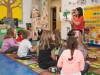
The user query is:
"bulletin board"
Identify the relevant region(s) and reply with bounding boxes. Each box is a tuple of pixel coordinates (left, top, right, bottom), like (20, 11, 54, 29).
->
(0, 0, 23, 23)
(84, 5, 100, 46)
(32, 0, 48, 40)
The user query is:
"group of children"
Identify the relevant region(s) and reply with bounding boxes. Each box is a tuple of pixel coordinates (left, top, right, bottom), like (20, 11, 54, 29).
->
(2, 28, 37, 60)
(1, 28, 94, 75)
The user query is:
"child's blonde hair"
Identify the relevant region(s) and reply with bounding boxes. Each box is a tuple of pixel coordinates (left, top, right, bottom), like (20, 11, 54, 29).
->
(4, 28, 15, 39)
(39, 30, 54, 50)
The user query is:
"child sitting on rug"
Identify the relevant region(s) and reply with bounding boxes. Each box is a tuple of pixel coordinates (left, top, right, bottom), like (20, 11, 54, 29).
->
(53, 29, 67, 60)
(16, 30, 24, 42)
(57, 36, 84, 75)
(74, 30, 97, 60)
(38, 30, 57, 69)
(2, 28, 19, 54)
(17, 30, 37, 60)
(58, 30, 91, 75)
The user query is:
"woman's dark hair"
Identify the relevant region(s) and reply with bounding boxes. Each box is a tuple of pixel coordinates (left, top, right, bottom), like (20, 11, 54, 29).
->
(76, 7, 83, 18)
(66, 36, 78, 61)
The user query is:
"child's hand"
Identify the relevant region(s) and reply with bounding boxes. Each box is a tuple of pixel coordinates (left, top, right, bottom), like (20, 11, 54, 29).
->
(62, 42, 67, 46)
(32, 46, 37, 50)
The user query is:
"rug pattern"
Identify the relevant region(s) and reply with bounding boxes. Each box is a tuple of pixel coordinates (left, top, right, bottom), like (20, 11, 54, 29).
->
(3, 46, 100, 75)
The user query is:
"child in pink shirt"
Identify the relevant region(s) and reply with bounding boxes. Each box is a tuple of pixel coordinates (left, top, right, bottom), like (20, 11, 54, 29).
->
(57, 36, 85, 75)
(2, 28, 19, 54)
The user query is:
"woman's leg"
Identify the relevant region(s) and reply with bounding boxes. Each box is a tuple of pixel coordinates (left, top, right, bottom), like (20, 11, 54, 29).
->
(81, 62, 90, 75)
(4, 46, 18, 54)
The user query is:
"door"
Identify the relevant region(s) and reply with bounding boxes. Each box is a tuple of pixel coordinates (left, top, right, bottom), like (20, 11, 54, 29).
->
(51, 7, 56, 30)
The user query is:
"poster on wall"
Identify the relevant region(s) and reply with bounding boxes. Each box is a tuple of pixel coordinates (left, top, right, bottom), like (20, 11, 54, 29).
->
(26, 23, 31, 31)
(0, 0, 23, 23)
(32, 0, 48, 37)
(91, 0, 97, 4)
(32, 0, 41, 18)
(84, 5, 100, 45)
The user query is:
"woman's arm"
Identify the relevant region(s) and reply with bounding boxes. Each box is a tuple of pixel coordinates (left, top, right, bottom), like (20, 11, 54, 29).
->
(67, 20, 74, 25)
(72, 20, 80, 26)
(72, 16, 84, 26)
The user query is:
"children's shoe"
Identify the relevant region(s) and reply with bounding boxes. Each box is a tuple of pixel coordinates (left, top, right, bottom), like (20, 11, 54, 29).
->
(48, 67, 60, 74)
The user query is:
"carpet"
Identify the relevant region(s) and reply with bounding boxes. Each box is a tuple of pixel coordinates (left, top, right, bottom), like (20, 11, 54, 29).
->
(87, 47, 100, 75)
(5, 53, 59, 75)
(3, 46, 100, 75)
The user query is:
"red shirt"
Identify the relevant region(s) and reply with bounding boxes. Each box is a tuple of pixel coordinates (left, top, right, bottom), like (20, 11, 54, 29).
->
(17, 36, 23, 42)
(73, 16, 84, 31)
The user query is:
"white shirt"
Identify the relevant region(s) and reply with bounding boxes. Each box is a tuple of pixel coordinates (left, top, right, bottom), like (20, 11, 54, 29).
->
(17, 39, 32, 57)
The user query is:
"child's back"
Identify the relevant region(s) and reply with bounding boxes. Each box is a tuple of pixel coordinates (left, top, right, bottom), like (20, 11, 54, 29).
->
(57, 36, 84, 75)
(2, 28, 19, 53)
(17, 30, 37, 60)
(17, 39, 31, 57)
(58, 49, 84, 75)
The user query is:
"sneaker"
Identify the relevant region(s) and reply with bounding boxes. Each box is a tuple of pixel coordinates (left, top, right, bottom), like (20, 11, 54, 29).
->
(48, 67, 60, 74)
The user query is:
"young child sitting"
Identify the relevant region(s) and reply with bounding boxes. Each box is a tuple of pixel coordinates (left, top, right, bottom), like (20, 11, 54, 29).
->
(57, 36, 85, 75)
(16, 30, 24, 42)
(53, 29, 67, 60)
(2, 28, 19, 54)
(38, 30, 57, 69)
(17, 30, 37, 60)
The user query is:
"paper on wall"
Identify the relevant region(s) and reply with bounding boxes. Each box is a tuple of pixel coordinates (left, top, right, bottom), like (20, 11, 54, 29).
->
(1, 29, 7, 33)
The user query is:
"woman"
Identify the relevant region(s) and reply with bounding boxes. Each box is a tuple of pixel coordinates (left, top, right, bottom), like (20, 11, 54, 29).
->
(67, 7, 84, 33)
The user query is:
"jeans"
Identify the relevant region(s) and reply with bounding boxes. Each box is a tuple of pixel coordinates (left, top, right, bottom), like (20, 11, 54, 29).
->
(19, 50, 37, 60)
(81, 62, 90, 75)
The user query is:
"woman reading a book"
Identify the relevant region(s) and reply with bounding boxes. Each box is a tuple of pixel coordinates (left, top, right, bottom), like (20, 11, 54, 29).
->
(67, 7, 84, 33)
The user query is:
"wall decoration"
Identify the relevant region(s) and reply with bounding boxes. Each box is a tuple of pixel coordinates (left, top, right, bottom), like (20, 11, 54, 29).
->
(77, 0, 86, 5)
(32, 0, 48, 37)
(0, 0, 22, 23)
(32, 0, 41, 18)
(84, 5, 100, 45)
(26, 23, 31, 31)
(91, 0, 97, 4)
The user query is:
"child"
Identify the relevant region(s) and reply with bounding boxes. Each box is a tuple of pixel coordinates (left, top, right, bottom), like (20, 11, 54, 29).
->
(16, 30, 24, 42)
(37, 28, 43, 40)
(2, 28, 19, 54)
(58, 30, 90, 75)
(57, 36, 84, 75)
(74, 30, 97, 60)
(38, 30, 57, 69)
(53, 29, 67, 59)
(17, 30, 37, 60)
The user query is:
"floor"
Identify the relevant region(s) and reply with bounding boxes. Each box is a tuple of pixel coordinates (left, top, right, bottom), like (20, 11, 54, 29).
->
(0, 54, 39, 75)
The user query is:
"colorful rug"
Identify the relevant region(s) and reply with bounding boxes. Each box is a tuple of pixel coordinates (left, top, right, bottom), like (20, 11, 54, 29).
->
(4, 53, 59, 75)
(2, 46, 100, 75)
(87, 47, 100, 75)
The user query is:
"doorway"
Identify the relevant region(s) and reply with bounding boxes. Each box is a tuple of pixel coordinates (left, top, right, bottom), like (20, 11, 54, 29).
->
(51, 7, 56, 30)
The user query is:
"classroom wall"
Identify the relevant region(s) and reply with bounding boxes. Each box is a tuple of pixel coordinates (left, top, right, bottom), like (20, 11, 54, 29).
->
(50, 0, 61, 29)
(61, 0, 100, 40)
(18, 0, 32, 29)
